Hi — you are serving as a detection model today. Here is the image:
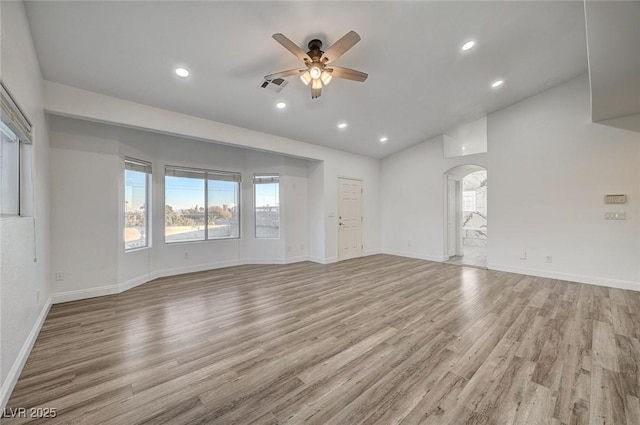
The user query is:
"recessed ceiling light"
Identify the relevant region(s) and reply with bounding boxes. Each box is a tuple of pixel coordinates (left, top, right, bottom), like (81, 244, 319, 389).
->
(462, 40, 475, 51)
(491, 79, 504, 88)
(379, 137, 388, 143)
(338, 122, 348, 129)
(175, 67, 190, 78)
(276, 102, 286, 109)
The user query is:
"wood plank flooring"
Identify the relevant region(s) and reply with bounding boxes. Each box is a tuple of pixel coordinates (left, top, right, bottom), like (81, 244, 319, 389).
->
(5, 254, 640, 424)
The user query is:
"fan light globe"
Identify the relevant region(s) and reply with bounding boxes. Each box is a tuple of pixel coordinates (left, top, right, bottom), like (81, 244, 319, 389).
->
(300, 71, 312, 86)
(309, 66, 322, 80)
(311, 79, 323, 90)
(320, 71, 332, 85)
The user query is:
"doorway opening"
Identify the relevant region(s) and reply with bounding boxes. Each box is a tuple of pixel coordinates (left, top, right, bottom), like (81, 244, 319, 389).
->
(443, 165, 487, 268)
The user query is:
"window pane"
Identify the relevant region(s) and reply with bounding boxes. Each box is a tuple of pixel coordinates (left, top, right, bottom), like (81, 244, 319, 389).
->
(463, 191, 476, 212)
(255, 182, 279, 238)
(0, 127, 19, 216)
(165, 175, 205, 243)
(125, 169, 148, 249)
(208, 179, 239, 239)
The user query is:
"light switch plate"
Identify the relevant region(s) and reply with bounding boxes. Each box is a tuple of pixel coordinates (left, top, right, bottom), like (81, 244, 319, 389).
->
(604, 212, 626, 220)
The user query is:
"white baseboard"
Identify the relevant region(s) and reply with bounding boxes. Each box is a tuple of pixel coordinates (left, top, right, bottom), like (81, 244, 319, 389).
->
(382, 249, 447, 262)
(488, 263, 640, 292)
(154, 259, 242, 279)
(363, 249, 382, 257)
(241, 258, 287, 265)
(283, 256, 309, 264)
(52, 257, 314, 304)
(1, 296, 52, 409)
(52, 284, 119, 304)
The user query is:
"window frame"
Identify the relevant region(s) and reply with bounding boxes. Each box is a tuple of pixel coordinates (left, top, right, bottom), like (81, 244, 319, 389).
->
(164, 165, 241, 244)
(253, 174, 280, 239)
(0, 121, 20, 217)
(0, 82, 33, 218)
(124, 157, 152, 251)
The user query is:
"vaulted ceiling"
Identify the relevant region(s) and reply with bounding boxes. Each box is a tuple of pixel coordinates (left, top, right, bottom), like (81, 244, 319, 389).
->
(25, 1, 589, 158)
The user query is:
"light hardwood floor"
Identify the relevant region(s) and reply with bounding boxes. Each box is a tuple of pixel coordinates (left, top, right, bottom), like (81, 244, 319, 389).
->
(5, 254, 640, 424)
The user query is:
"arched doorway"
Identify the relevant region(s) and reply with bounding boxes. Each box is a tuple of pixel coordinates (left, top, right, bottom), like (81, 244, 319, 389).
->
(443, 165, 487, 268)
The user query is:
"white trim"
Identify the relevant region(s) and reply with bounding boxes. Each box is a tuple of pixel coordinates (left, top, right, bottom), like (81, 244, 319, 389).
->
(119, 273, 152, 293)
(53, 258, 314, 304)
(154, 259, 242, 279)
(363, 249, 382, 257)
(241, 258, 287, 265)
(52, 284, 119, 304)
(283, 256, 309, 264)
(307, 255, 326, 264)
(1, 296, 52, 409)
(488, 263, 640, 292)
(382, 249, 447, 262)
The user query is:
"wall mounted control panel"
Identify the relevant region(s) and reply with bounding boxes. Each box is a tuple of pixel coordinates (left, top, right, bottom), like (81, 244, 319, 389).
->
(604, 194, 627, 204)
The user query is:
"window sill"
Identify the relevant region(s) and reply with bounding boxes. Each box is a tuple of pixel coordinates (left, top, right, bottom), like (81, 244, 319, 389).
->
(125, 246, 151, 253)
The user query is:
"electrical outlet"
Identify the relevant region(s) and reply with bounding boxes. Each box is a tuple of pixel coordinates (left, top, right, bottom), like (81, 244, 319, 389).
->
(55, 271, 64, 281)
(287, 245, 292, 253)
(183, 252, 189, 259)
(545, 256, 553, 263)
(36, 289, 40, 303)
(300, 244, 304, 251)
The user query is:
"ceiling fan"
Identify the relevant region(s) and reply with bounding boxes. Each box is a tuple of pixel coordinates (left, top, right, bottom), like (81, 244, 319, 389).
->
(264, 30, 368, 99)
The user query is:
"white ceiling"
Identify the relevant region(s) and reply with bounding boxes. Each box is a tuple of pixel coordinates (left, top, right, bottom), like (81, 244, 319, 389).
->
(25, 1, 588, 158)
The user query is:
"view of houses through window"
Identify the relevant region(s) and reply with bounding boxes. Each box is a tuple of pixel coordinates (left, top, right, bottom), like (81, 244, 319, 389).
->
(165, 166, 240, 243)
(124, 158, 151, 250)
(254, 174, 280, 238)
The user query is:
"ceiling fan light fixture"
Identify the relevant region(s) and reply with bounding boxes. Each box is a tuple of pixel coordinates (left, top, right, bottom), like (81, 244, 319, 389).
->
(300, 71, 312, 86)
(311, 78, 323, 90)
(320, 71, 333, 85)
(309, 66, 322, 80)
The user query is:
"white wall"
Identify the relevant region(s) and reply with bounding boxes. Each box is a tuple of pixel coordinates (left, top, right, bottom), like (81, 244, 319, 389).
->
(382, 75, 640, 289)
(43, 81, 382, 271)
(49, 116, 322, 301)
(0, 1, 52, 407)
(488, 75, 640, 288)
(381, 136, 488, 261)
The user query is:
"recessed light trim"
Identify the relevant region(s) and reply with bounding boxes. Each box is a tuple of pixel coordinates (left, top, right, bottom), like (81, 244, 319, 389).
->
(175, 67, 190, 78)
(276, 102, 286, 109)
(338, 122, 348, 129)
(491, 79, 504, 88)
(379, 137, 388, 143)
(462, 40, 475, 51)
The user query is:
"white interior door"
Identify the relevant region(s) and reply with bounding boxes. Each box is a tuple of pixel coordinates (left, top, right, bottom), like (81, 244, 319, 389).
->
(338, 178, 362, 261)
(447, 177, 461, 257)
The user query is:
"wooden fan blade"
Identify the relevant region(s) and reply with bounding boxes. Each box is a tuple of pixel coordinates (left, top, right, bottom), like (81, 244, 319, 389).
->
(272, 33, 310, 62)
(264, 68, 305, 80)
(311, 86, 322, 99)
(321, 30, 361, 64)
(327, 66, 368, 82)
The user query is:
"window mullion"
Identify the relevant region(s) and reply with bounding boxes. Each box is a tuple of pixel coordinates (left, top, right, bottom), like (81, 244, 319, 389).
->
(204, 178, 209, 240)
